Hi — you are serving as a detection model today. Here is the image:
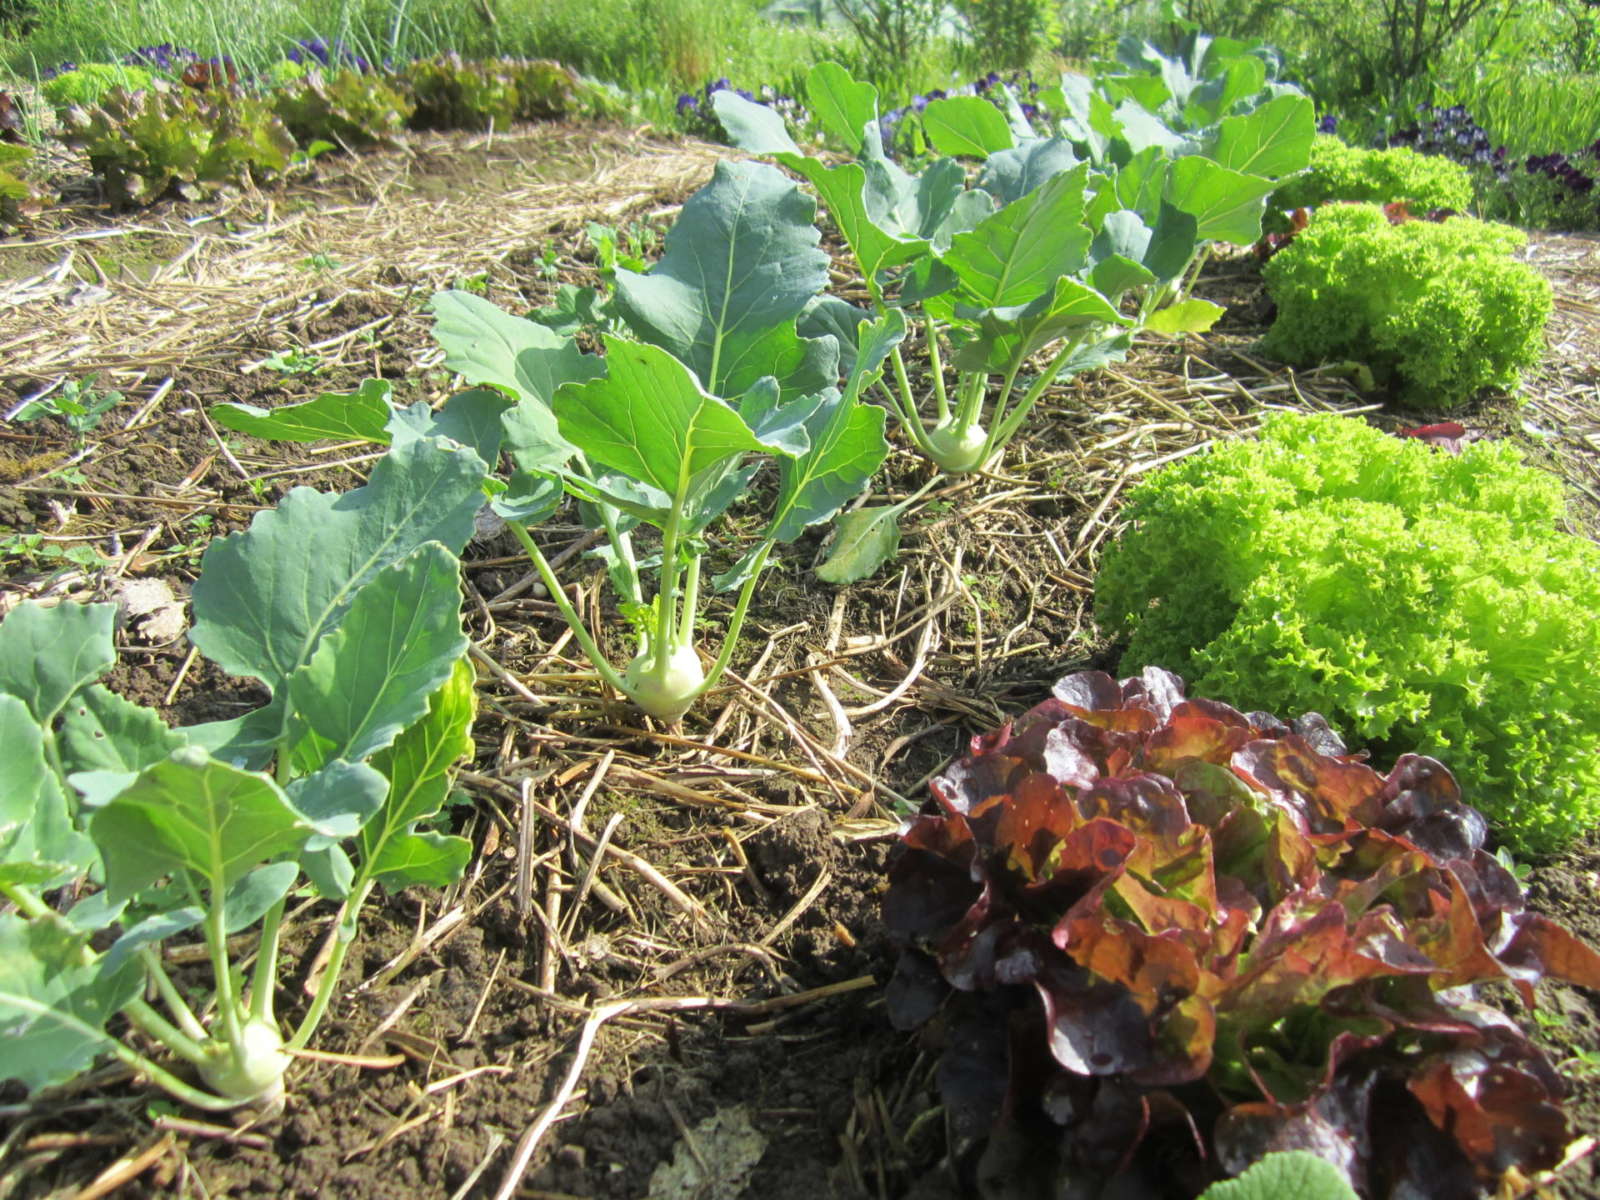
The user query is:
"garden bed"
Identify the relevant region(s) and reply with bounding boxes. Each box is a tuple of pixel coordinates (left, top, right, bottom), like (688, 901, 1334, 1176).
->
(3, 117, 1600, 1199)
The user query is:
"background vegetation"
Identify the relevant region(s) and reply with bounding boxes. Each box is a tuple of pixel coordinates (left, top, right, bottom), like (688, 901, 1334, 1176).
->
(2, 0, 1596, 226)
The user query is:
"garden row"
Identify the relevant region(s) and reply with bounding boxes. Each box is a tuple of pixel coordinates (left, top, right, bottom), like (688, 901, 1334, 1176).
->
(0, 43, 591, 211)
(5, 33, 1600, 1200)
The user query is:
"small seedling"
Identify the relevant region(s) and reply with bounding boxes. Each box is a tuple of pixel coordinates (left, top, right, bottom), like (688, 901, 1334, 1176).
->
(261, 347, 321, 375)
(11, 375, 124, 443)
(299, 251, 338, 271)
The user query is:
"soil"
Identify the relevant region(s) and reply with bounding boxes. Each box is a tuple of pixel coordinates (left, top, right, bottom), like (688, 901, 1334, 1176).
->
(2, 118, 1600, 1200)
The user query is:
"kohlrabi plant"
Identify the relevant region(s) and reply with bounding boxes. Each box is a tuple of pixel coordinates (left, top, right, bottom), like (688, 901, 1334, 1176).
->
(0, 422, 484, 1110)
(424, 167, 889, 720)
(712, 59, 1312, 478)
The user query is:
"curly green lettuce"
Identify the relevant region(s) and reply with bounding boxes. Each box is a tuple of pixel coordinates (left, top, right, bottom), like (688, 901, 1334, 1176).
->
(1259, 202, 1550, 408)
(1273, 134, 1474, 212)
(1095, 412, 1600, 852)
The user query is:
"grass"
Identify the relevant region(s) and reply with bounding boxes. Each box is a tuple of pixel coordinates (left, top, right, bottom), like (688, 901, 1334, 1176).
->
(1437, 69, 1600, 156)
(0, 0, 966, 126)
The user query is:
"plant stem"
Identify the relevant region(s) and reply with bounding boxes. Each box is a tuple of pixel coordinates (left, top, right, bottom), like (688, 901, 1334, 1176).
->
(677, 554, 702, 649)
(204, 881, 247, 1073)
(924, 317, 950, 424)
(875, 381, 936, 457)
(140, 948, 210, 1045)
(653, 505, 684, 673)
(951, 371, 986, 432)
(985, 335, 1090, 458)
(249, 896, 286, 1025)
(286, 890, 366, 1053)
(506, 520, 630, 697)
(889, 346, 933, 445)
(688, 539, 776, 701)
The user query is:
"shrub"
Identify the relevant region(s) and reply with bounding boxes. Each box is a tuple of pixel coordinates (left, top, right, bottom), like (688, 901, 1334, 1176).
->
(41, 62, 154, 112)
(1259, 203, 1550, 407)
(1095, 412, 1600, 853)
(1273, 134, 1474, 212)
(884, 665, 1600, 1195)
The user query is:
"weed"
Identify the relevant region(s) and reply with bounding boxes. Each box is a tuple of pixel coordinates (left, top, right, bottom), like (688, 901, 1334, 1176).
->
(11, 373, 123, 443)
(260, 346, 321, 375)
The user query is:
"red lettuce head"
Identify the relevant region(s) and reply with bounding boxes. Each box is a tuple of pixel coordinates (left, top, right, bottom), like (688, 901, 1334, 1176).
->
(884, 667, 1600, 1197)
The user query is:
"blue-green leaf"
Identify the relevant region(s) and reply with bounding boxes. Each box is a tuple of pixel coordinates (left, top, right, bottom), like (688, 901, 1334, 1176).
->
(90, 747, 313, 901)
(922, 96, 1014, 158)
(943, 166, 1092, 309)
(805, 61, 878, 154)
(57, 684, 184, 776)
(190, 436, 484, 696)
(614, 161, 829, 398)
(554, 338, 775, 500)
(0, 601, 115, 725)
(0, 694, 93, 882)
(0, 912, 142, 1092)
(287, 542, 467, 765)
(213, 378, 394, 445)
(1207, 93, 1315, 178)
(364, 657, 474, 889)
(1164, 156, 1280, 245)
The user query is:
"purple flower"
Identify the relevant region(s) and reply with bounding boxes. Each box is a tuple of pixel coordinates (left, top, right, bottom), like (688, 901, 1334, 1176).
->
(1317, 114, 1338, 134)
(676, 93, 698, 113)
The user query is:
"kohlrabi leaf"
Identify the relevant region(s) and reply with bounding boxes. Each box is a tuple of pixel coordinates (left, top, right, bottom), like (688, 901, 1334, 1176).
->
(57, 684, 184, 776)
(805, 60, 879, 154)
(1145, 298, 1226, 335)
(784, 159, 926, 298)
(769, 383, 890, 543)
(942, 166, 1092, 308)
(366, 830, 469, 890)
(0, 694, 93, 882)
(922, 96, 1014, 158)
(387, 387, 513, 468)
(713, 320, 840, 403)
(1199, 1150, 1357, 1199)
(287, 759, 388, 840)
(491, 471, 563, 524)
(212, 377, 394, 445)
(1108, 146, 1170, 222)
(428, 289, 603, 469)
(1144, 201, 1201, 282)
(816, 506, 901, 584)
(711, 89, 802, 156)
(0, 600, 115, 726)
(553, 338, 776, 500)
(0, 912, 142, 1092)
(1056, 72, 1115, 163)
(90, 746, 314, 901)
(1206, 93, 1314, 178)
(957, 276, 1126, 374)
(1164, 156, 1280, 245)
(190, 435, 484, 696)
(613, 160, 829, 398)
(1113, 99, 1186, 155)
(864, 150, 965, 245)
(800, 297, 871, 378)
(181, 700, 285, 772)
(363, 656, 474, 889)
(287, 542, 466, 765)
(1183, 54, 1268, 127)
(977, 138, 1080, 206)
(429, 289, 603, 406)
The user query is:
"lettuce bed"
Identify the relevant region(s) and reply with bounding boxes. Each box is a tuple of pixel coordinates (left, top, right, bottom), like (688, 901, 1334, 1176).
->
(1095, 412, 1600, 853)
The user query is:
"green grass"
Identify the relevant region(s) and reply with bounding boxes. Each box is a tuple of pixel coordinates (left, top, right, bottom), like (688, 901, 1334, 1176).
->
(1436, 69, 1600, 156)
(1, 0, 976, 129)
